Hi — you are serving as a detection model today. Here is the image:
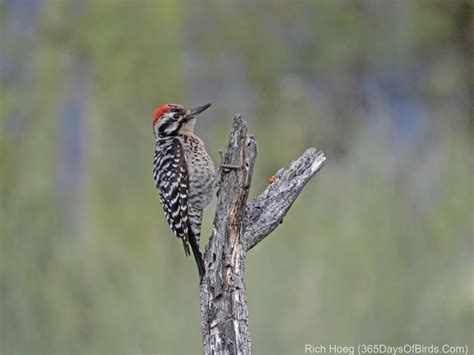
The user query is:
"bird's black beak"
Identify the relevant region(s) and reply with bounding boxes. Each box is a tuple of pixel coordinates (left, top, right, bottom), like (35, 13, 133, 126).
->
(187, 103, 211, 119)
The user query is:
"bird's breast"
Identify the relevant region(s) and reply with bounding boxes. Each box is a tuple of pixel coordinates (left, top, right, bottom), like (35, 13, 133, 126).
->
(180, 134, 215, 209)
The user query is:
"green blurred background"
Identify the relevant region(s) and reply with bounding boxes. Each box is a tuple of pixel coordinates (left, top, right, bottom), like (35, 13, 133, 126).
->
(1, 0, 473, 354)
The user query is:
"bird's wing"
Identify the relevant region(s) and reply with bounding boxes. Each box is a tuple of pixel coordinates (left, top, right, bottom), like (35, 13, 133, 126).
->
(153, 137, 190, 255)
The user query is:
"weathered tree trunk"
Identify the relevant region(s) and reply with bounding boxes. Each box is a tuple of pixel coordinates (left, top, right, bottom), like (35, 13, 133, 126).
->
(200, 115, 326, 355)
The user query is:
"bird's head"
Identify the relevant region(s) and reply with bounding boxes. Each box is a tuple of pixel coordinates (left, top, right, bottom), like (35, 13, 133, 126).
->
(152, 103, 211, 138)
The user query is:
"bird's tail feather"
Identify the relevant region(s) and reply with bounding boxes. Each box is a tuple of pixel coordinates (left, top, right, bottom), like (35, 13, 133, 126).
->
(181, 239, 190, 257)
(188, 233, 205, 281)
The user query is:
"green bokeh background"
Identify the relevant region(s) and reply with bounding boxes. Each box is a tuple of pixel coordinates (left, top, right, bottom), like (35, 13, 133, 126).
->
(1, 0, 472, 354)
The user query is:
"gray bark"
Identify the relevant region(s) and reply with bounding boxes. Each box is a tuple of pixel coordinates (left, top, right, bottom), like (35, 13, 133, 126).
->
(200, 115, 326, 355)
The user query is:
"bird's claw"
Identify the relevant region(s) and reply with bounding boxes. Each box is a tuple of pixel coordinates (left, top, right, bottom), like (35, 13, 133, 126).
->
(220, 164, 241, 171)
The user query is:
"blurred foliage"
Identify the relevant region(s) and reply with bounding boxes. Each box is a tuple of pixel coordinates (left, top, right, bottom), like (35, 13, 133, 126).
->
(1, 0, 472, 354)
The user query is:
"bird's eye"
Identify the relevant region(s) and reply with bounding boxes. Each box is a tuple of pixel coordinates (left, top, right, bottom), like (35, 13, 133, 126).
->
(173, 113, 179, 119)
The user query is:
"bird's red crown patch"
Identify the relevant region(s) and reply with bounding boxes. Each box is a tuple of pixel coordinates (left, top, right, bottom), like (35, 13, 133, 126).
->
(153, 104, 173, 124)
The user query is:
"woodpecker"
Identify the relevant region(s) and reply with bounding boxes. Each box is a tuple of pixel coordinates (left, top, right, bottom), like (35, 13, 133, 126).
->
(152, 103, 215, 280)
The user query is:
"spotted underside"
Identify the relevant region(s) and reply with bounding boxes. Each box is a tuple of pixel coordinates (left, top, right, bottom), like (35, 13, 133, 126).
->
(153, 137, 191, 255)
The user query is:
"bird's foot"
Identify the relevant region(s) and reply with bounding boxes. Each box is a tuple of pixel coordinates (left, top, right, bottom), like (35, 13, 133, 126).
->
(220, 163, 241, 171)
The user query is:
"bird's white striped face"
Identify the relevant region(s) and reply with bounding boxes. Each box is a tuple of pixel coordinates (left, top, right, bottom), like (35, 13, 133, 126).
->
(158, 111, 183, 136)
(152, 103, 211, 138)
(153, 104, 186, 138)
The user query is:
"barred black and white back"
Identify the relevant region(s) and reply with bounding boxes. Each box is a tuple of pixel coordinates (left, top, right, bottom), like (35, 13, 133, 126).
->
(153, 137, 191, 255)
